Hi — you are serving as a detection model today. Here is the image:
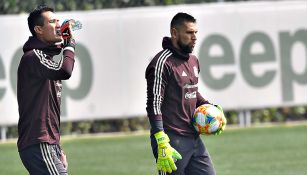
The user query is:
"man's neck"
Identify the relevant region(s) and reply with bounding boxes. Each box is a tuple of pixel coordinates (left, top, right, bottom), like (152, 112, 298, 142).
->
(171, 38, 181, 52)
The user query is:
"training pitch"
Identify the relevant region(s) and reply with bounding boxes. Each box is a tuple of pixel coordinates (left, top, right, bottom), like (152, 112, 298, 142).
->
(0, 123, 306, 175)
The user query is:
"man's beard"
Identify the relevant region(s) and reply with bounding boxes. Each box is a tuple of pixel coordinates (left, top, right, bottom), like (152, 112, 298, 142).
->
(177, 40, 193, 54)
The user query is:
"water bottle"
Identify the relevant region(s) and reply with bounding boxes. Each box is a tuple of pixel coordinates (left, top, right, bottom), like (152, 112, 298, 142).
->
(70, 19, 82, 31)
(63, 19, 82, 31)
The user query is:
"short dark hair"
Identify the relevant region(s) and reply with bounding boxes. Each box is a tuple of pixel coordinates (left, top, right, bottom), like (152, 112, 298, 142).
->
(28, 5, 54, 36)
(170, 12, 196, 29)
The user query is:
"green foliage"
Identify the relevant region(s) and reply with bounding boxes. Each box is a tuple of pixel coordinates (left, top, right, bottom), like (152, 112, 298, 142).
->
(59, 117, 150, 136)
(224, 111, 239, 124)
(6, 108, 307, 138)
(6, 125, 18, 138)
(0, 0, 248, 14)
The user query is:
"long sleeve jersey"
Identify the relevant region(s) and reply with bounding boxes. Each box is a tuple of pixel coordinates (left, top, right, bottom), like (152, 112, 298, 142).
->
(17, 36, 75, 151)
(146, 37, 210, 137)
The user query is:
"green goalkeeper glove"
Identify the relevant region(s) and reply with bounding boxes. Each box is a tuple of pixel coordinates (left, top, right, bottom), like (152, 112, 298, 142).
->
(214, 104, 227, 135)
(215, 104, 223, 113)
(154, 131, 182, 173)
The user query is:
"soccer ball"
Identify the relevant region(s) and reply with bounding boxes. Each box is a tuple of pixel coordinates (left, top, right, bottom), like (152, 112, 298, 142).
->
(192, 104, 226, 135)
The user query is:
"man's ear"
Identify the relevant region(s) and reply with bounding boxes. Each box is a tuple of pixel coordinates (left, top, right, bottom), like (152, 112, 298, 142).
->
(170, 27, 177, 39)
(34, 26, 43, 35)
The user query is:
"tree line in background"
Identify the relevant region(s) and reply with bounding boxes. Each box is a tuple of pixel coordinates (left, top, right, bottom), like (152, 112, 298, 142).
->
(1, 0, 306, 139)
(6, 106, 307, 138)
(0, 0, 248, 14)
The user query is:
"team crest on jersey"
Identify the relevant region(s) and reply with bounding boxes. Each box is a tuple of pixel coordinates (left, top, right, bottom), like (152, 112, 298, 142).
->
(55, 81, 62, 98)
(57, 91, 61, 98)
(55, 81, 62, 90)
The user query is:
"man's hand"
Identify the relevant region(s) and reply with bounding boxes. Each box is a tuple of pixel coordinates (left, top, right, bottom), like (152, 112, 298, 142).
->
(61, 20, 72, 40)
(61, 20, 75, 49)
(60, 150, 68, 169)
(154, 131, 182, 173)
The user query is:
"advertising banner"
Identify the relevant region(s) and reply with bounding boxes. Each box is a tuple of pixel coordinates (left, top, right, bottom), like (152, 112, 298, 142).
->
(0, 1, 306, 124)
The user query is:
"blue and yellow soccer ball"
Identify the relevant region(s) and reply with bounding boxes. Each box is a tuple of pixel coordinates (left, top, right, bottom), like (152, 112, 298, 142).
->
(192, 104, 226, 135)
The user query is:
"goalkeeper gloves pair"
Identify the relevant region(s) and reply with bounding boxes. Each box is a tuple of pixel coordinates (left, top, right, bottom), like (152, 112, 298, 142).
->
(60, 20, 76, 49)
(154, 131, 182, 174)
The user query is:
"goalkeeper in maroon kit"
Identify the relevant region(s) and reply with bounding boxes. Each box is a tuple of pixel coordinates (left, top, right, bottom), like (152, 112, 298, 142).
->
(17, 5, 76, 175)
(146, 13, 224, 175)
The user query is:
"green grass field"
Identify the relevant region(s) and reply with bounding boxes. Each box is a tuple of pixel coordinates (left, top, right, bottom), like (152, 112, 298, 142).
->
(1, 124, 307, 175)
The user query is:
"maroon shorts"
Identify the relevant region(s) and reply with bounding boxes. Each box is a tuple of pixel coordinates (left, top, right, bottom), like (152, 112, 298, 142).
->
(151, 131, 216, 175)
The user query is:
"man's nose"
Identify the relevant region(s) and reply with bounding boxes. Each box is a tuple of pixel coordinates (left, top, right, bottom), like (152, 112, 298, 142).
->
(56, 20, 61, 27)
(192, 34, 197, 40)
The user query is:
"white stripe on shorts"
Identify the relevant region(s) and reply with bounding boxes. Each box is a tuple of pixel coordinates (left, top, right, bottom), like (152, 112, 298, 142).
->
(40, 143, 60, 175)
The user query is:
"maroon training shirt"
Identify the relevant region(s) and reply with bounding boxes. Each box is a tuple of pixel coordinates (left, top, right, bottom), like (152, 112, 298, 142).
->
(146, 37, 210, 137)
(17, 37, 75, 151)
